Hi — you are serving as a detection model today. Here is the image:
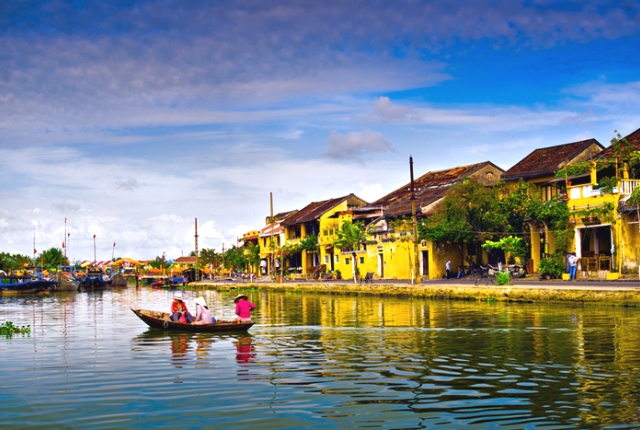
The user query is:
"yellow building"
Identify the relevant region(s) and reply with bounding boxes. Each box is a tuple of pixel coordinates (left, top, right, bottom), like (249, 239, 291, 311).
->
(282, 194, 368, 278)
(353, 162, 504, 281)
(256, 210, 297, 276)
(562, 128, 640, 276)
(502, 138, 605, 272)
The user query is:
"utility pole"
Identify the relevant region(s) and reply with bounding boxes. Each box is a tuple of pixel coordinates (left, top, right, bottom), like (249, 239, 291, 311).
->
(195, 218, 199, 281)
(410, 156, 421, 284)
(270, 192, 275, 282)
(93, 234, 97, 264)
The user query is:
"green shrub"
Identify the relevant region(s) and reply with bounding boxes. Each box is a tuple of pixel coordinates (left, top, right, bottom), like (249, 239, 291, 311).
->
(537, 254, 564, 279)
(495, 271, 511, 286)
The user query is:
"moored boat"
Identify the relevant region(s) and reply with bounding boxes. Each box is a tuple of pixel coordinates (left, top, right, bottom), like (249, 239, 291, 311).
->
(0, 278, 57, 294)
(56, 266, 80, 291)
(131, 308, 254, 332)
(79, 267, 112, 290)
(109, 273, 128, 287)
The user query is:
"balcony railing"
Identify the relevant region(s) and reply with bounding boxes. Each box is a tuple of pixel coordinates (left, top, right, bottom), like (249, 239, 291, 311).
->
(567, 179, 640, 199)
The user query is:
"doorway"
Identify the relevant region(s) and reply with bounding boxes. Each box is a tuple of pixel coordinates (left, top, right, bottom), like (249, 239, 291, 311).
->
(421, 250, 429, 278)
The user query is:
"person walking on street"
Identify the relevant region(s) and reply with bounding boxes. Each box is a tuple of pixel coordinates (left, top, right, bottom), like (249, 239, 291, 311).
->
(445, 260, 452, 279)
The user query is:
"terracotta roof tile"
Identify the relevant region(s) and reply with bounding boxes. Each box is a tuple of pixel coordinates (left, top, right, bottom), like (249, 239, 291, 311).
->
(503, 139, 603, 180)
(597, 127, 640, 158)
(281, 194, 366, 226)
(368, 161, 501, 217)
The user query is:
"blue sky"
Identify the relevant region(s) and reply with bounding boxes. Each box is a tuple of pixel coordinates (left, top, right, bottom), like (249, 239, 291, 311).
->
(1, 0, 639, 261)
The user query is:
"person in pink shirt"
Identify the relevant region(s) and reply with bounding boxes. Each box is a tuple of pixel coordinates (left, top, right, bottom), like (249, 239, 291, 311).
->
(234, 294, 255, 323)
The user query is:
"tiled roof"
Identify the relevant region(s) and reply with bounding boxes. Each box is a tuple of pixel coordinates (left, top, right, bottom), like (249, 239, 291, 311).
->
(259, 221, 284, 237)
(597, 127, 640, 158)
(368, 162, 500, 218)
(281, 194, 366, 226)
(503, 139, 603, 180)
(175, 256, 197, 264)
(274, 210, 297, 221)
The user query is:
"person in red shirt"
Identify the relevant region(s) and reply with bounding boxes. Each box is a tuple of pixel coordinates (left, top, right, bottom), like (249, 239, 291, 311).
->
(234, 294, 255, 323)
(170, 293, 194, 323)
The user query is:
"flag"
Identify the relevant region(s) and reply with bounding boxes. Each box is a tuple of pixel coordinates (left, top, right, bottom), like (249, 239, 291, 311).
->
(68, 232, 70, 237)
(93, 234, 96, 238)
(113, 242, 116, 247)
(62, 242, 65, 248)
(34, 248, 37, 254)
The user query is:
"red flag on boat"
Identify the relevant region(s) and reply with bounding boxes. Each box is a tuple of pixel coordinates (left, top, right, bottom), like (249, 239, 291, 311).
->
(62, 242, 65, 248)
(34, 248, 37, 254)
(113, 242, 116, 247)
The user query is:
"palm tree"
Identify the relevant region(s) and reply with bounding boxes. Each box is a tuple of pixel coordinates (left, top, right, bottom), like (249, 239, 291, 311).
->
(37, 247, 69, 270)
(332, 220, 367, 284)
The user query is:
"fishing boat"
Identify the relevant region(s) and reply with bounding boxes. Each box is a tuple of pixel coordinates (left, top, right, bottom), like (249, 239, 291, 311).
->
(131, 308, 254, 332)
(109, 273, 128, 287)
(0, 278, 58, 294)
(79, 267, 112, 290)
(56, 266, 80, 291)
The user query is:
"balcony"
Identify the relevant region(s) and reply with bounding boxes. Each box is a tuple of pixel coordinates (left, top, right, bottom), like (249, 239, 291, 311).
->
(567, 179, 640, 199)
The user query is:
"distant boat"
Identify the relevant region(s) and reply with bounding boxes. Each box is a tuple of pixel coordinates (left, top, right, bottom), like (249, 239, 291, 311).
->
(79, 267, 112, 290)
(110, 273, 128, 287)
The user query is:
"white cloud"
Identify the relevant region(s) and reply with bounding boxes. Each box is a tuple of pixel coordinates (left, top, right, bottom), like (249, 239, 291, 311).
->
(325, 130, 396, 161)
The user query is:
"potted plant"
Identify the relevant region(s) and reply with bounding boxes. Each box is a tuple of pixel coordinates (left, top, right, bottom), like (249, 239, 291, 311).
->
(335, 269, 342, 280)
(537, 254, 564, 279)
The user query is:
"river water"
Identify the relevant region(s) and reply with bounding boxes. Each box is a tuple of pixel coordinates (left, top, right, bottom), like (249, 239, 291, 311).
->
(1, 287, 639, 429)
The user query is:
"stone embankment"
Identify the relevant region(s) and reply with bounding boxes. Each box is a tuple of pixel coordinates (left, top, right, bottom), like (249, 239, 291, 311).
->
(188, 280, 640, 306)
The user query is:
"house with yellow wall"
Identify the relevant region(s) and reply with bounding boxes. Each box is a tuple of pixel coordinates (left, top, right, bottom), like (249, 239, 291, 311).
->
(561, 128, 640, 277)
(256, 210, 297, 276)
(354, 162, 504, 281)
(502, 138, 605, 273)
(281, 194, 368, 278)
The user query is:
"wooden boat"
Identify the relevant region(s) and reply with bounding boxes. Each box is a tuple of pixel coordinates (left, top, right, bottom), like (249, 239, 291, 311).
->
(56, 266, 80, 291)
(57, 275, 80, 291)
(131, 308, 254, 332)
(0, 278, 57, 294)
(109, 273, 128, 287)
(79, 267, 112, 290)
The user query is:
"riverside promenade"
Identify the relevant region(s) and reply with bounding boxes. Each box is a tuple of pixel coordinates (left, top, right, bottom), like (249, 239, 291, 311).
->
(189, 276, 640, 306)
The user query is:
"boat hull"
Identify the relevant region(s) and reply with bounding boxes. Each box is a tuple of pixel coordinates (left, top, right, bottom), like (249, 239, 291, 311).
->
(79, 276, 112, 289)
(57, 275, 80, 291)
(0, 279, 57, 295)
(109, 274, 128, 287)
(131, 308, 254, 332)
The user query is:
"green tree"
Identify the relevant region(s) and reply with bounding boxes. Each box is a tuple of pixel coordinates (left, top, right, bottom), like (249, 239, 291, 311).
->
(245, 242, 261, 274)
(37, 247, 69, 270)
(419, 178, 506, 261)
(223, 246, 248, 272)
(199, 248, 221, 273)
(333, 220, 366, 284)
(0, 252, 31, 273)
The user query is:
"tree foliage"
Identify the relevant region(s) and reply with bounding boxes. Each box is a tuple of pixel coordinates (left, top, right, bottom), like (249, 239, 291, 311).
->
(36, 247, 69, 270)
(222, 246, 248, 272)
(0, 252, 32, 272)
(198, 248, 221, 269)
(419, 178, 506, 246)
